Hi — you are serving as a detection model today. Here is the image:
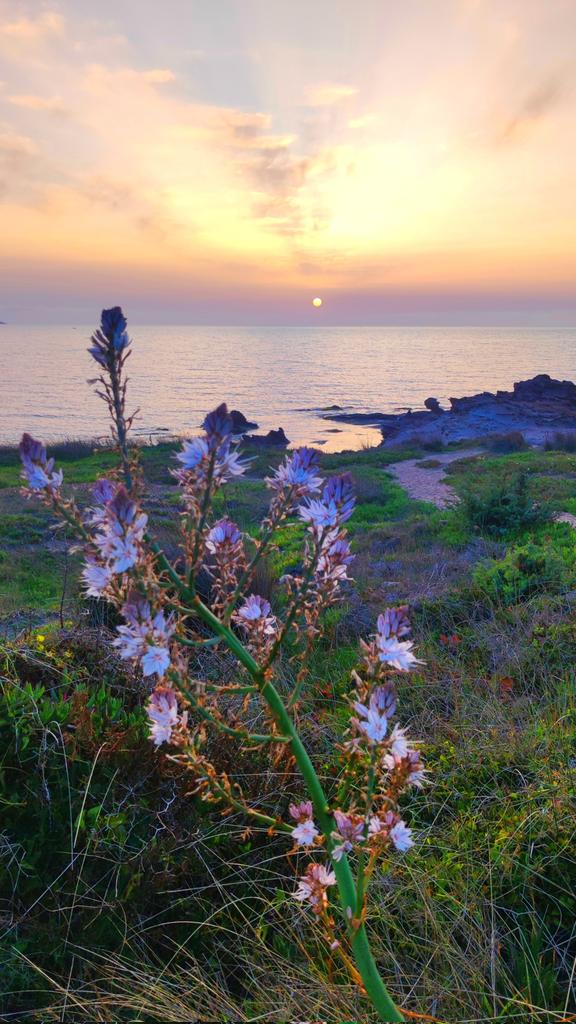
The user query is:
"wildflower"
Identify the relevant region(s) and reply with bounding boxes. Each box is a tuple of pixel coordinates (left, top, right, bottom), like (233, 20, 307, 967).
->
(352, 685, 396, 744)
(203, 402, 234, 445)
(387, 723, 410, 760)
(294, 862, 336, 914)
(147, 685, 180, 746)
(292, 819, 320, 847)
(87, 478, 116, 525)
(237, 594, 276, 634)
(316, 536, 354, 583)
(289, 799, 319, 847)
(299, 473, 355, 533)
(141, 644, 172, 678)
(175, 404, 248, 490)
(88, 306, 130, 367)
(289, 800, 314, 821)
(383, 746, 427, 789)
(81, 559, 113, 597)
(389, 820, 414, 852)
(331, 810, 365, 861)
(92, 485, 147, 574)
(377, 606, 411, 640)
(19, 434, 63, 493)
(113, 593, 174, 677)
(376, 634, 423, 672)
(267, 447, 323, 497)
(206, 518, 242, 552)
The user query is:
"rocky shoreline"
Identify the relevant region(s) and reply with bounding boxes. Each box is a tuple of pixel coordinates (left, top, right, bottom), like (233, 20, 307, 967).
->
(321, 374, 576, 448)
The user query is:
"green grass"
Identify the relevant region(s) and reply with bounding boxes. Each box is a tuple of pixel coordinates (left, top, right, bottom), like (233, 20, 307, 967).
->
(0, 549, 78, 615)
(0, 512, 50, 545)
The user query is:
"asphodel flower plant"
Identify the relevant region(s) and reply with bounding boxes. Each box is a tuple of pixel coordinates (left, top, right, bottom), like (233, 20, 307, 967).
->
(20, 307, 429, 1023)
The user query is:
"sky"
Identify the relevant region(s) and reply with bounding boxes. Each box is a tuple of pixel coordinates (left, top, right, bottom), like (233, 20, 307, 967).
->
(1, 0, 575, 325)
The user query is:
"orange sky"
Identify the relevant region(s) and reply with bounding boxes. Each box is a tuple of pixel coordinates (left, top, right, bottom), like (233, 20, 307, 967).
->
(1, 0, 576, 323)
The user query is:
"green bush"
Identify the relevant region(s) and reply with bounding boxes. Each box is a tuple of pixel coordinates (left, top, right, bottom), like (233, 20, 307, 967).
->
(486, 431, 529, 454)
(473, 542, 569, 605)
(459, 470, 549, 538)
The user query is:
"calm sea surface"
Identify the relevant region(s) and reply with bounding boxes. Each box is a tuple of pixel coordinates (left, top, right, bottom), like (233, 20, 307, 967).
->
(1, 325, 575, 451)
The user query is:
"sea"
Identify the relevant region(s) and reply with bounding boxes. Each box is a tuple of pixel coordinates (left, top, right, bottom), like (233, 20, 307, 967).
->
(1, 325, 575, 451)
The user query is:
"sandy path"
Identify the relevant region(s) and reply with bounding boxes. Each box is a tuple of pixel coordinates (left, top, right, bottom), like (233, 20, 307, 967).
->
(388, 449, 483, 508)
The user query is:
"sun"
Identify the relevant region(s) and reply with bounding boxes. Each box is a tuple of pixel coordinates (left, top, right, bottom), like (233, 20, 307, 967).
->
(312, 296, 323, 307)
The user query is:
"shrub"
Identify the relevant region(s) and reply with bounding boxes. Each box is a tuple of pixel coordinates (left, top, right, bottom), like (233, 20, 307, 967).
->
(486, 430, 529, 454)
(544, 430, 576, 452)
(473, 542, 569, 605)
(459, 470, 549, 538)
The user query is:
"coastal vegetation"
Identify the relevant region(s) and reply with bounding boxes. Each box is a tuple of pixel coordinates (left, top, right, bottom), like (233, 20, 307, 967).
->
(0, 316, 575, 1022)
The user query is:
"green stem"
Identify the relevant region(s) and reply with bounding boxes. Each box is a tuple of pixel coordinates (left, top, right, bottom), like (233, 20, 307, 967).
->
(190, 593, 404, 1023)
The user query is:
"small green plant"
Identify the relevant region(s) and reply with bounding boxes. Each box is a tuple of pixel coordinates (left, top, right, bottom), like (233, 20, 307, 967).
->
(459, 470, 549, 538)
(473, 541, 568, 605)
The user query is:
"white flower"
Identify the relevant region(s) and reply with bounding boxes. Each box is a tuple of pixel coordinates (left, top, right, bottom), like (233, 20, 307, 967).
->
(352, 685, 396, 744)
(292, 819, 320, 847)
(94, 533, 140, 573)
(388, 723, 410, 760)
(141, 644, 171, 678)
(176, 437, 209, 471)
(377, 635, 423, 672)
(81, 561, 113, 597)
(389, 821, 414, 852)
(237, 594, 277, 635)
(267, 448, 323, 496)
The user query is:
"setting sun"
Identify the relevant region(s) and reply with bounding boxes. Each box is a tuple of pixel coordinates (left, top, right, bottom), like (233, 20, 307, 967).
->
(312, 297, 323, 307)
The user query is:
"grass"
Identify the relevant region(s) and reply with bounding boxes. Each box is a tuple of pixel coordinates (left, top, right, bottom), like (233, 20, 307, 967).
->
(0, 439, 575, 1020)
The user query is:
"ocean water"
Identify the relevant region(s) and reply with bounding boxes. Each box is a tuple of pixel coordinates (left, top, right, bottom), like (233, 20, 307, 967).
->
(1, 324, 575, 451)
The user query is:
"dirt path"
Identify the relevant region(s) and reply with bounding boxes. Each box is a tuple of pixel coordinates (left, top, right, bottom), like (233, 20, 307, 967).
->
(388, 449, 484, 508)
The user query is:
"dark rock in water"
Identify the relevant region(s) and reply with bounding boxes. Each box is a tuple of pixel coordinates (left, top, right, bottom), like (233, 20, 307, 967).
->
(229, 409, 258, 432)
(424, 397, 443, 414)
(244, 427, 290, 447)
(510, 374, 576, 403)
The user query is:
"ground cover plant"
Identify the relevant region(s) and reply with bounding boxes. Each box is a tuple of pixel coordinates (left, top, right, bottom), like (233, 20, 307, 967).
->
(0, 313, 574, 1022)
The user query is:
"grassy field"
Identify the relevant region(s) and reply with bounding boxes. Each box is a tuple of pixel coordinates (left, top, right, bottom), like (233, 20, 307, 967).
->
(0, 438, 575, 1022)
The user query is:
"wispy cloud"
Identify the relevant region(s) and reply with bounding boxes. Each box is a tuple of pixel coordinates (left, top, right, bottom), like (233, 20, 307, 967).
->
(305, 82, 358, 107)
(495, 75, 564, 144)
(8, 93, 68, 114)
(0, 9, 64, 40)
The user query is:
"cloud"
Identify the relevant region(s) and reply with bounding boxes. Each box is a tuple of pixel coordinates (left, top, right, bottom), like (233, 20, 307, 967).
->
(305, 82, 358, 107)
(8, 93, 68, 114)
(0, 129, 39, 199)
(348, 113, 378, 130)
(141, 68, 175, 84)
(0, 10, 64, 40)
(496, 76, 563, 144)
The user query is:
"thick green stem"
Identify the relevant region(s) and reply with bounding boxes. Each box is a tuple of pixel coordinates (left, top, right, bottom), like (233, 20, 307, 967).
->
(190, 592, 404, 1023)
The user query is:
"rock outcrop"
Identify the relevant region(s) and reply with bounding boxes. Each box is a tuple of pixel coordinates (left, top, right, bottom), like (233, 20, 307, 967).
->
(322, 375, 576, 448)
(229, 409, 258, 432)
(243, 427, 290, 447)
